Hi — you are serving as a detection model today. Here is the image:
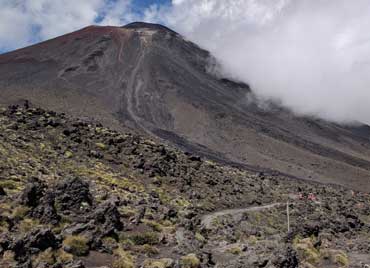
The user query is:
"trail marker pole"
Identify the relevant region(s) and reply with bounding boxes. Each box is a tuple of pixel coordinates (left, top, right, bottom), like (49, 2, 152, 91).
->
(287, 200, 290, 233)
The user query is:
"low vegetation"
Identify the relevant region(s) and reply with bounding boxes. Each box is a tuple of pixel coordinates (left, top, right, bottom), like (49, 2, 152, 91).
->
(63, 235, 89, 256)
(0, 105, 369, 267)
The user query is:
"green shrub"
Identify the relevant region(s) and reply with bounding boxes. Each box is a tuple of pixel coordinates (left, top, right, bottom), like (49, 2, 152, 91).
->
(180, 254, 200, 268)
(129, 232, 160, 245)
(227, 246, 242, 255)
(95, 142, 106, 150)
(19, 218, 40, 233)
(143, 258, 173, 268)
(12, 206, 30, 219)
(113, 248, 134, 268)
(143, 220, 163, 232)
(0, 180, 18, 190)
(63, 235, 89, 256)
(293, 237, 320, 265)
(195, 232, 206, 243)
(64, 151, 73, 158)
(32, 248, 55, 266)
(137, 244, 159, 256)
(56, 249, 74, 263)
(102, 236, 118, 249)
(334, 253, 349, 267)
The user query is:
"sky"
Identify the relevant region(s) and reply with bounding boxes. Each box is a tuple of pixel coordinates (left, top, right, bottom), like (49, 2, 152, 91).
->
(1, 0, 370, 124)
(0, 0, 170, 52)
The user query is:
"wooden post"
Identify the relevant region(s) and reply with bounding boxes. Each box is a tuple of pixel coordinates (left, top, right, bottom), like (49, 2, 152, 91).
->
(287, 200, 290, 233)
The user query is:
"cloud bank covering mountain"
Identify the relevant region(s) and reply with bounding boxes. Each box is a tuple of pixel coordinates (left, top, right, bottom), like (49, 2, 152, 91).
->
(160, 0, 370, 124)
(1, 0, 370, 124)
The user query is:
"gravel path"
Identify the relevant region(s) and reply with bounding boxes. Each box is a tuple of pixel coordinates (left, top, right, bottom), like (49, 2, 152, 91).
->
(201, 203, 284, 229)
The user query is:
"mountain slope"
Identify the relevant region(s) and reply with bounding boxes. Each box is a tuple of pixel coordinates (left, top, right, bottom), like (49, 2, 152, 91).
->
(1, 22, 370, 190)
(0, 105, 369, 267)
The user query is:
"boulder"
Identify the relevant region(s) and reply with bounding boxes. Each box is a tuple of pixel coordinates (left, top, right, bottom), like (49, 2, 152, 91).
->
(0, 233, 11, 255)
(11, 228, 58, 262)
(19, 178, 45, 207)
(92, 198, 123, 235)
(26, 228, 58, 251)
(276, 247, 299, 268)
(63, 223, 91, 236)
(0, 186, 6, 196)
(31, 192, 60, 225)
(53, 177, 92, 212)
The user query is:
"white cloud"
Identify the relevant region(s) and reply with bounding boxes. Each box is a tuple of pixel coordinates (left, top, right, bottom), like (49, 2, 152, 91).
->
(161, 0, 370, 124)
(98, 0, 137, 26)
(27, 0, 103, 38)
(0, 1, 33, 50)
(0, 0, 133, 51)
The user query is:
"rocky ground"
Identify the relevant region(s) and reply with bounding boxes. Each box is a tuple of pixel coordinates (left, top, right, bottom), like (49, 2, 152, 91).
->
(0, 103, 370, 268)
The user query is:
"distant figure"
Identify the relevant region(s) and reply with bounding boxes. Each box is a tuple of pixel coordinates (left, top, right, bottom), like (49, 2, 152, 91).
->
(298, 192, 317, 202)
(307, 193, 317, 201)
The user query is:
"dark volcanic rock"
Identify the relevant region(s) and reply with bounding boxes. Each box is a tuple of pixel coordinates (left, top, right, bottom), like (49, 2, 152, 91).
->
(0, 233, 11, 254)
(19, 178, 45, 207)
(277, 247, 299, 268)
(53, 177, 92, 212)
(11, 228, 58, 262)
(63, 223, 91, 236)
(0, 186, 6, 196)
(25, 228, 58, 250)
(31, 191, 61, 225)
(92, 198, 123, 235)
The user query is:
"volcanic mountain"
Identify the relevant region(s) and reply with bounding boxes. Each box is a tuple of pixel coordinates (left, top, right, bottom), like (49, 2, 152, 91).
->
(1, 22, 370, 191)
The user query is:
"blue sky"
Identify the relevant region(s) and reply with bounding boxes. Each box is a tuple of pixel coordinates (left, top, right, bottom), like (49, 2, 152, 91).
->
(134, 0, 170, 10)
(0, 0, 172, 53)
(106, 0, 171, 19)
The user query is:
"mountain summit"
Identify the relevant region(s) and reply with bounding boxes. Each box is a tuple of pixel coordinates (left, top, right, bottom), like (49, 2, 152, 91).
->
(123, 21, 180, 34)
(1, 22, 370, 190)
